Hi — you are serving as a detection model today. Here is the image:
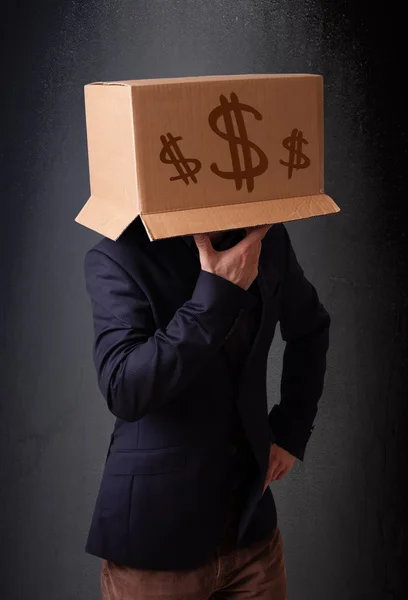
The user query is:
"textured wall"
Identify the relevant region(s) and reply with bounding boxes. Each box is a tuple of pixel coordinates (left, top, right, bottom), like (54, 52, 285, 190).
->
(1, 2, 406, 599)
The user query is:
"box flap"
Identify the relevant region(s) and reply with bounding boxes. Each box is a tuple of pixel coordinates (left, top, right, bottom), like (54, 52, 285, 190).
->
(76, 83, 139, 239)
(140, 193, 340, 241)
(75, 195, 138, 240)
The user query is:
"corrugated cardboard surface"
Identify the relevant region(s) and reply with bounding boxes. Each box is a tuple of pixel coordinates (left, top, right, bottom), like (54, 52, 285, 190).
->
(133, 75, 323, 213)
(75, 74, 340, 240)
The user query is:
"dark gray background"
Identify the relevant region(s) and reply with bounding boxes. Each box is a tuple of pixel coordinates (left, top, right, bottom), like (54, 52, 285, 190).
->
(1, 1, 407, 599)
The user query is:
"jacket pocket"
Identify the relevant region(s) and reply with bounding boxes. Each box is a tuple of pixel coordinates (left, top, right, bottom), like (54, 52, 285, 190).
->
(105, 446, 186, 476)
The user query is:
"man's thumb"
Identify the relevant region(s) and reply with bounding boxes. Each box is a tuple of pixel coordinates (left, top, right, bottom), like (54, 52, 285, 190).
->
(193, 233, 213, 255)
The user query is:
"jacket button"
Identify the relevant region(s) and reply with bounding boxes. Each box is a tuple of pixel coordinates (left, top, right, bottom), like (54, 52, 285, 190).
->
(228, 445, 238, 456)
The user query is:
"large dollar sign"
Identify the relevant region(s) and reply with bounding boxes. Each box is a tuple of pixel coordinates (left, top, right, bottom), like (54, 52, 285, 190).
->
(159, 133, 202, 185)
(208, 92, 268, 193)
(279, 128, 311, 179)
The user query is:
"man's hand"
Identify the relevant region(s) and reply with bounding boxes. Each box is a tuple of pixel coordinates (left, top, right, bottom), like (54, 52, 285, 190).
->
(193, 225, 271, 291)
(263, 443, 296, 493)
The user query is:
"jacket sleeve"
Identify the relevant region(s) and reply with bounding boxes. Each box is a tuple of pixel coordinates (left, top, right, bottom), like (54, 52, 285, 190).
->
(268, 227, 331, 461)
(84, 248, 255, 422)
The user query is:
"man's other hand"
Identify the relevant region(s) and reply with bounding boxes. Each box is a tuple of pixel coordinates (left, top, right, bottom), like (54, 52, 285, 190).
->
(263, 443, 296, 493)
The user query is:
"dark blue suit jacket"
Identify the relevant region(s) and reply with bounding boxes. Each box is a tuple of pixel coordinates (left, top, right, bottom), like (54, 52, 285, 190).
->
(83, 217, 330, 570)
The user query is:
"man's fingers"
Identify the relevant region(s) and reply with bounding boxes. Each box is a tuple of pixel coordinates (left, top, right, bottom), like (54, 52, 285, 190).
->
(274, 467, 287, 481)
(193, 233, 214, 257)
(245, 225, 272, 240)
(268, 460, 283, 482)
(263, 464, 280, 492)
(264, 457, 286, 491)
(234, 224, 271, 252)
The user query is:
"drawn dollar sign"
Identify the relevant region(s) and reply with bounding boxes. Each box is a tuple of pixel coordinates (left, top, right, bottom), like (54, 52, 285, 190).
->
(208, 92, 268, 192)
(159, 133, 202, 184)
(279, 128, 311, 179)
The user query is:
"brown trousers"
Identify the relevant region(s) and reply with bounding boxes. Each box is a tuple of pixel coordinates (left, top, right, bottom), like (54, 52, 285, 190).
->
(100, 525, 287, 599)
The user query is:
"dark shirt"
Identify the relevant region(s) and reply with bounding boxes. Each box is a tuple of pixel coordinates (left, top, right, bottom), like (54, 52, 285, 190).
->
(182, 230, 264, 548)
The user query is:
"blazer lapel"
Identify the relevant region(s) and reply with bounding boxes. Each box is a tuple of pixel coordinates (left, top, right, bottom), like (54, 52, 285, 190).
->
(239, 254, 282, 384)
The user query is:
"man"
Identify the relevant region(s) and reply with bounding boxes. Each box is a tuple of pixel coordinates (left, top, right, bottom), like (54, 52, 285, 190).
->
(83, 216, 330, 599)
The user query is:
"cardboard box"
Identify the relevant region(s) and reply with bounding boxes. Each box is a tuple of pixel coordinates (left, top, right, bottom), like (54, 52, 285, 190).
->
(75, 74, 340, 241)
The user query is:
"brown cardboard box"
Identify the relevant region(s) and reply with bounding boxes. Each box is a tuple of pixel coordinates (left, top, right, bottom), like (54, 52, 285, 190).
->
(75, 74, 340, 241)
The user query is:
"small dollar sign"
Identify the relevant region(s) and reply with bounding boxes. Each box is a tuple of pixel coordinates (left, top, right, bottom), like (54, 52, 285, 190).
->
(159, 133, 202, 184)
(208, 92, 268, 193)
(279, 128, 311, 179)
